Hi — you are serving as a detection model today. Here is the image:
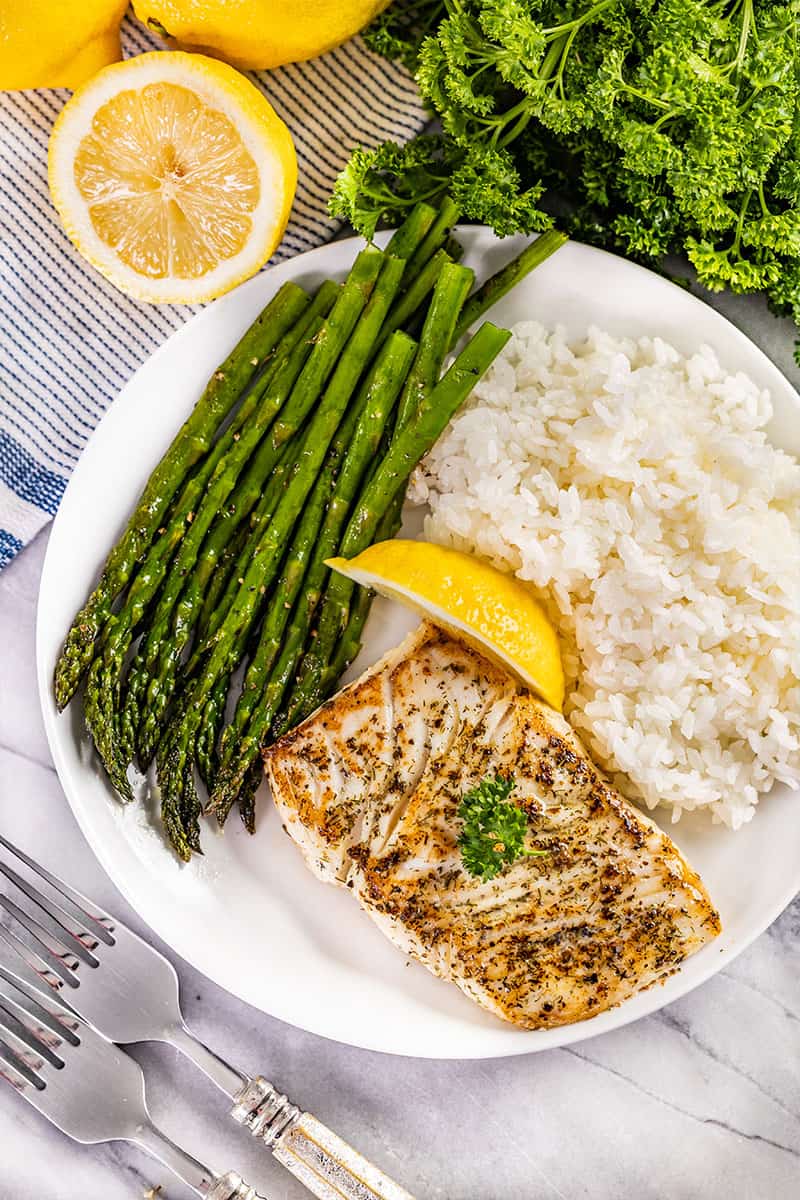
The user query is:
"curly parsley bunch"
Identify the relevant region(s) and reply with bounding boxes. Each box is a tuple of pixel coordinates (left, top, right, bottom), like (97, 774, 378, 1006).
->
(333, 0, 800, 352)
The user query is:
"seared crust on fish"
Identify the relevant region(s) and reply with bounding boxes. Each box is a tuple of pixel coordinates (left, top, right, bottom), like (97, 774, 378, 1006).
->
(265, 622, 721, 1029)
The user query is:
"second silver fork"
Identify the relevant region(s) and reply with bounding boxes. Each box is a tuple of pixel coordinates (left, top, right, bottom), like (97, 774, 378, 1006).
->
(0, 957, 267, 1198)
(0, 833, 415, 1200)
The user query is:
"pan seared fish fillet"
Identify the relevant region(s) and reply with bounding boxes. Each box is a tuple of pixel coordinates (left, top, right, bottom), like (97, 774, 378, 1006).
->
(265, 622, 721, 1029)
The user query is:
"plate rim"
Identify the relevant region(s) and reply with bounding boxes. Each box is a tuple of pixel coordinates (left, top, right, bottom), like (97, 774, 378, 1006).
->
(36, 228, 800, 1058)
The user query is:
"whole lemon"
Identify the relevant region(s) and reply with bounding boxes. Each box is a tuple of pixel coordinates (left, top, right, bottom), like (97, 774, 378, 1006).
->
(0, 0, 128, 90)
(133, 0, 392, 70)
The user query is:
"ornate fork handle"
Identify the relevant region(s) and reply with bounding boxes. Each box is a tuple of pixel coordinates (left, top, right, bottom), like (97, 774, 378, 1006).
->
(206, 1172, 265, 1200)
(232, 1078, 416, 1200)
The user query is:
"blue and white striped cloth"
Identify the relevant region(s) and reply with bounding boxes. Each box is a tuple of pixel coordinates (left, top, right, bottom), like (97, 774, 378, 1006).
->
(0, 17, 426, 570)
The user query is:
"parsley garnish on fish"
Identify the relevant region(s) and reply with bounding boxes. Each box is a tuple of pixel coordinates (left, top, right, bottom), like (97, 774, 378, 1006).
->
(458, 774, 546, 881)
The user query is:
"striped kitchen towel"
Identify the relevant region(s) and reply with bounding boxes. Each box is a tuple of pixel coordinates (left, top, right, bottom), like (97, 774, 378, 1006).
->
(0, 16, 426, 570)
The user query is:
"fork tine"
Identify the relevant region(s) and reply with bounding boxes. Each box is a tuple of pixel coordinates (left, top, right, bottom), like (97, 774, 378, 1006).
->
(0, 867, 99, 966)
(0, 1035, 44, 1090)
(0, 858, 102, 957)
(0, 834, 115, 946)
(0, 964, 79, 1044)
(0, 921, 71, 994)
(0, 967, 77, 1076)
(0, 895, 84, 986)
(0, 997, 65, 1069)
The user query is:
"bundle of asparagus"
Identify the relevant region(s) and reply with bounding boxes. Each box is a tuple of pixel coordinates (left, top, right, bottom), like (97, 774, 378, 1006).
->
(54, 199, 566, 859)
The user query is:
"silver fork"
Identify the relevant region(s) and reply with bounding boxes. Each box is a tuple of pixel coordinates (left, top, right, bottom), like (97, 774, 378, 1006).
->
(0, 834, 414, 1200)
(0, 959, 266, 1199)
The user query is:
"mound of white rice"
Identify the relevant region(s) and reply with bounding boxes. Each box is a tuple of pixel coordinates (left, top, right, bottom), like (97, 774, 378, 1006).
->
(411, 323, 800, 828)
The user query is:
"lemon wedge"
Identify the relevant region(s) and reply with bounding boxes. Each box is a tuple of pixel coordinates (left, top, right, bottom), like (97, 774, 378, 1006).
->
(327, 540, 565, 710)
(48, 51, 297, 303)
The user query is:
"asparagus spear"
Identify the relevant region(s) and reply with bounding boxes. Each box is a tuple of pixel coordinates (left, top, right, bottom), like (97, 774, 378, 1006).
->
(193, 434, 296, 641)
(353, 325, 510, 538)
(193, 554, 269, 791)
(194, 549, 274, 791)
(237, 761, 262, 834)
(403, 196, 460, 283)
(277, 323, 512, 729)
(378, 248, 453, 348)
(320, 356, 412, 698)
(451, 230, 567, 344)
(209, 329, 417, 820)
(156, 259, 412, 853)
(384, 201, 437, 260)
(396, 261, 474, 431)
(159, 697, 200, 862)
(195, 675, 229, 791)
(371, 201, 465, 346)
(194, 520, 248, 648)
(54, 280, 309, 711)
(320, 492, 405, 695)
(323, 587, 372, 689)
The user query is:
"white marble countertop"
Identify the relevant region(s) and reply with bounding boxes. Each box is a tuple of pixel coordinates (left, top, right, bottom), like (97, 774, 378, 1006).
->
(2, 282, 800, 1199)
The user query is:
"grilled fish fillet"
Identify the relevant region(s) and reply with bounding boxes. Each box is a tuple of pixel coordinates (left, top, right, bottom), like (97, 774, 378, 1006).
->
(265, 622, 721, 1029)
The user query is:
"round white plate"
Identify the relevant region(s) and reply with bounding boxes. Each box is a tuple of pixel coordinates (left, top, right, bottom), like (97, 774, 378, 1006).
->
(38, 229, 800, 1058)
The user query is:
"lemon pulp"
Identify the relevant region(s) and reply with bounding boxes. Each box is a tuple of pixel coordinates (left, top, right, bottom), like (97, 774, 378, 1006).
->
(74, 82, 260, 281)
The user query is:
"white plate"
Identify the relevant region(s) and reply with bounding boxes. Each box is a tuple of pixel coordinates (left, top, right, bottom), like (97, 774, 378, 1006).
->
(37, 229, 800, 1058)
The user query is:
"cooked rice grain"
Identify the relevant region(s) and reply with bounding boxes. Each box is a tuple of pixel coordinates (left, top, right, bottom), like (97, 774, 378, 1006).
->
(411, 324, 800, 827)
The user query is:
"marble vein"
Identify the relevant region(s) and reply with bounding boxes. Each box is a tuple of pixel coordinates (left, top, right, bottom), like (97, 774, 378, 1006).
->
(726, 972, 800, 1025)
(656, 1006, 800, 1123)
(0, 739, 55, 772)
(566, 1047, 800, 1160)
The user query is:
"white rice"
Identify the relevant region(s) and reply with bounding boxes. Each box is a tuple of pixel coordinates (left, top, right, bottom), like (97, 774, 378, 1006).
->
(410, 323, 800, 828)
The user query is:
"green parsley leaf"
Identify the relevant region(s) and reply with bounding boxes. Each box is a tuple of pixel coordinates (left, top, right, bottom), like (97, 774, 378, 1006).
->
(458, 774, 546, 882)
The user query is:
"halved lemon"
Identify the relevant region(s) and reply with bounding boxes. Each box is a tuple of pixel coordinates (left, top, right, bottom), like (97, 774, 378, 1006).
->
(48, 51, 297, 303)
(327, 540, 565, 710)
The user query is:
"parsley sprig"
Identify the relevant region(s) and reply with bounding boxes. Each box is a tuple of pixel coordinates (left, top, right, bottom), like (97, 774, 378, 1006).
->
(458, 774, 546, 882)
(335, 0, 800, 359)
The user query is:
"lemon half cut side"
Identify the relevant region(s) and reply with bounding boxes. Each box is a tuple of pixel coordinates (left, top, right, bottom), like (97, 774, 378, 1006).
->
(327, 540, 565, 711)
(48, 52, 297, 303)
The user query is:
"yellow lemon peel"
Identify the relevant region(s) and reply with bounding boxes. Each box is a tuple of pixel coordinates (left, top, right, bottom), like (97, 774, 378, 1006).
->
(133, 0, 392, 70)
(327, 540, 565, 710)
